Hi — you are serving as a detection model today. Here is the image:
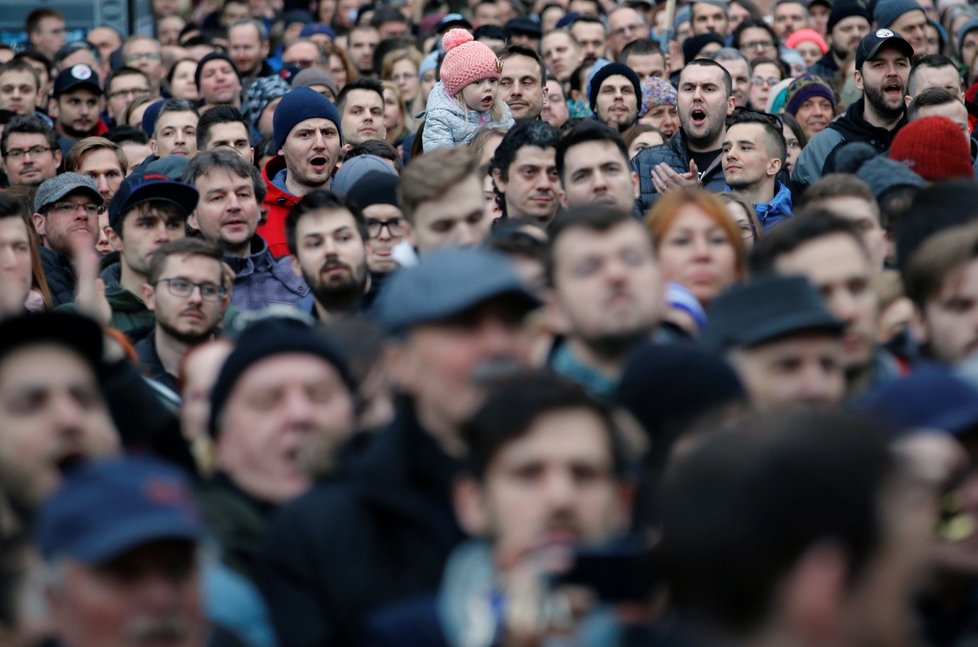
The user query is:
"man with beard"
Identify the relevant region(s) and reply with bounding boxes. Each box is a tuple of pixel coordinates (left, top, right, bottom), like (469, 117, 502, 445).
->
(809, 1, 872, 82)
(589, 63, 642, 132)
(546, 206, 663, 398)
(721, 112, 793, 230)
(286, 190, 369, 320)
(3, 114, 60, 190)
(136, 239, 229, 392)
(499, 46, 548, 121)
(261, 88, 343, 258)
(50, 64, 108, 158)
(632, 59, 735, 212)
(185, 149, 312, 312)
(793, 30, 913, 191)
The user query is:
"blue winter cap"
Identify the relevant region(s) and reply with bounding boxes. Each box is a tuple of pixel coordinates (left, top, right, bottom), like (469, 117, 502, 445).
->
(272, 87, 342, 151)
(873, 0, 924, 29)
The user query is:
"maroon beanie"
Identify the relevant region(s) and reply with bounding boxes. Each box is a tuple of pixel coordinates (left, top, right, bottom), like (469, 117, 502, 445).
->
(889, 116, 973, 181)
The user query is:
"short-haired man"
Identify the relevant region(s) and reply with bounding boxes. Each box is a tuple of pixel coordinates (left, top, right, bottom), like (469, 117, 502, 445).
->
(710, 48, 751, 108)
(0, 60, 40, 116)
(796, 173, 887, 268)
(13, 51, 53, 115)
(569, 16, 606, 66)
(491, 120, 562, 226)
(547, 207, 662, 397)
(721, 112, 792, 230)
(103, 67, 151, 127)
(619, 38, 666, 81)
(0, 194, 36, 317)
(1, 114, 61, 188)
(588, 62, 642, 132)
(399, 146, 491, 255)
(607, 6, 648, 59)
(750, 213, 898, 399)
(31, 173, 103, 306)
(195, 52, 242, 111)
(50, 63, 108, 158)
(809, 2, 872, 83)
(874, 0, 928, 56)
(907, 88, 976, 174)
(122, 35, 165, 95)
(703, 274, 846, 409)
(772, 0, 810, 40)
(336, 78, 386, 146)
(64, 136, 127, 254)
(138, 238, 229, 391)
(150, 98, 199, 158)
(632, 59, 735, 212)
(260, 88, 343, 258)
(186, 149, 312, 312)
(262, 248, 540, 646)
(793, 30, 913, 191)
(227, 19, 273, 86)
(557, 121, 638, 214)
(280, 38, 327, 70)
(499, 45, 547, 121)
(691, 0, 729, 37)
(348, 25, 380, 75)
(541, 29, 583, 83)
(26, 8, 66, 61)
(54, 41, 104, 81)
(86, 25, 123, 72)
(286, 190, 370, 320)
(196, 105, 253, 162)
(906, 54, 963, 101)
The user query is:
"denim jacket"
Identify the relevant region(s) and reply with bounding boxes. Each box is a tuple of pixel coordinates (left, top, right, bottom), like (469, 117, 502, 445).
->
(223, 236, 312, 312)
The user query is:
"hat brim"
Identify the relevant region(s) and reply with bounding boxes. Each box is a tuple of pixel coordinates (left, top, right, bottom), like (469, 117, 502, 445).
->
(39, 184, 104, 212)
(860, 36, 914, 68)
(55, 81, 103, 98)
(736, 314, 844, 349)
(0, 312, 103, 371)
(122, 183, 200, 219)
(71, 514, 203, 565)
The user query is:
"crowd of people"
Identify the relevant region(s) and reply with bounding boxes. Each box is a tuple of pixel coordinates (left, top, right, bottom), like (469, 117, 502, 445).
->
(4, 0, 978, 645)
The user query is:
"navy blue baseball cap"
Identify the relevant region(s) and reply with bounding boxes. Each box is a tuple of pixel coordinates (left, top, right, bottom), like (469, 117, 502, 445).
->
(108, 172, 199, 231)
(38, 457, 204, 563)
(372, 247, 540, 334)
(861, 368, 978, 437)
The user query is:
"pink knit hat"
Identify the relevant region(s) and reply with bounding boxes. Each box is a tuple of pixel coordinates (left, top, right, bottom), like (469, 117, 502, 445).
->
(439, 28, 501, 97)
(785, 28, 829, 54)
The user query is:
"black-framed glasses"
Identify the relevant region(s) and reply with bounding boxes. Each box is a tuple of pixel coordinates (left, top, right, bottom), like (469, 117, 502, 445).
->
(366, 218, 404, 237)
(155, 278, 226, 302)
(5, 145, 53, 160)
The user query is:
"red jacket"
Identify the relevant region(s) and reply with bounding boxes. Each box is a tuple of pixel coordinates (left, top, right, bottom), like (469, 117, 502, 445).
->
(260, 155, 300, 258)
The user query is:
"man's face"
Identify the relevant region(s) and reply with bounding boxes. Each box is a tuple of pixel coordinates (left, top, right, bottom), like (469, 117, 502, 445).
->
(463, 408, 628, 569)
(145, 253, 225, 346)
(0, 344, 117, 510)
(197, 60, 241, 106)
(282, 41, 321, 69)
(677, 64, 734, 149)
(500, 55, 545, 120)
(909, 64, 962, 100)
(340, 88, 386, 145)
(738, 26, 778, 61)
(76, 148, 124, 202)
(691, 2, 728, 36)
(33, 190, 100, 253)
(608, 8, 646, 57)
(151, 110, 198, 158)
(541, 32, 583, 83)
(228, 23, 269, 75)
(411, 173, 491, 255)
(106, 73, 151, 122)
(595, 75, 639, 130)
(189, 168, 261, 255)
(570, 22, 606, 66)
(217, 353, 356, 502)
(855, 47, 911, 121)
(474, 2, 501, 25)
(549, 220, 662, 350)
(50, 540, 205, 647)
(54, 89, 102, 138)
(391, 299, 533, 437)
(730, 333, 846, 409)
(721, 122, 779, 190)
(32, 16, 66, 59)
(278, 117, 342, 192)
(5, 132, 60, 187)
(110, 204, 187, 279)
(541, 79, 569, 128)
(290, 208, 368, 310)
(493, 146, 561, 226)
(815, 196, 887, 270)
(124, 39, 164, 84)
(86, 27, 122, 67)
(890, 9, 928, 55)
(773, 2, 808, 39)
(203, 120, 253, 162)
(623, 52, 665, 82)
(560, 140, 637, 212)
(918, 258, 978, 364)
(363, 203, 405, 272)
(914, 101, 970, 148)
(0, 70, 39, 115)
(348, 28, 380, 73)
(830, 16, 871, 56)
(0, 217, 33, 316)
(717, 58, 749, 107)
(773, 233, 878, 370)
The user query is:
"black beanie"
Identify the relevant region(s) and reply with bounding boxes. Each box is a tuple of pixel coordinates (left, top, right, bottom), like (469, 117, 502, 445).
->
(346, 170, 400, 209)
(682, 32, 725, 64)
(827, 0, 872, 34)
(588, 62, 643, 113)
(194, 52, 242, 89)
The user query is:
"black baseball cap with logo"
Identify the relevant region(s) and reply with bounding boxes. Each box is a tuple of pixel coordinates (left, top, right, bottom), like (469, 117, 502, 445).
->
(855, 28, 914, 69)
(53, 64, 103, 98)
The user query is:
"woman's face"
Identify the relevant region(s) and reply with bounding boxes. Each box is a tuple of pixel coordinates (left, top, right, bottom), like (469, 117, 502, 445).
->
(317, 0, 337, 23)
(169, 60, 199, 101)
(383, 88, 403, 137)
(794, 41, 823, 67)
(329, 54, 349, 88)
(783, 123, 801, 173)
(421, 69, 437, 103)
(748, 62, 781, 111)
(658, 204, 739, 306)
(724, 201, 755, 249)
(628, 131, 665, 159)
(389, 58, 420, 104)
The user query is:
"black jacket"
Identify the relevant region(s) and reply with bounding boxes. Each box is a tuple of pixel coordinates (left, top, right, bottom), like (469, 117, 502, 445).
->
(630, 131, 727, 214)
(260, 398, 465, 647)
(38, 246, 77, 307)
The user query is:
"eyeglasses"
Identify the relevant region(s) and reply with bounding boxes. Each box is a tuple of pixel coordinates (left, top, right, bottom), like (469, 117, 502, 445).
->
(284, 58, 316, 68)
(742, 40, 775, 50)
(390, 73, 417, 82)
(48, 201, 105, 216)
(4, 145, 53, 160)
(751, 76, 781, 87)
(125, 52, 162, 62)
(610, 22, 646, 37)
(155, 278, 226, 302)
(366, 218, 404, 237)
(108, 87, 151, 100)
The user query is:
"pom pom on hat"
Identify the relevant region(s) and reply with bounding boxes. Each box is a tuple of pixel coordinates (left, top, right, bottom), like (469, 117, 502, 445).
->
(439, 28, 501, 97)
(889, 116, 974, 181)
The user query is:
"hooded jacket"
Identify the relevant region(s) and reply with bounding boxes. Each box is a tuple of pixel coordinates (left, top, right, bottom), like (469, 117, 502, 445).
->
(259, 155, 300, 259)
(422, 81, 514, 151)
(753, 181, 794, 231)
